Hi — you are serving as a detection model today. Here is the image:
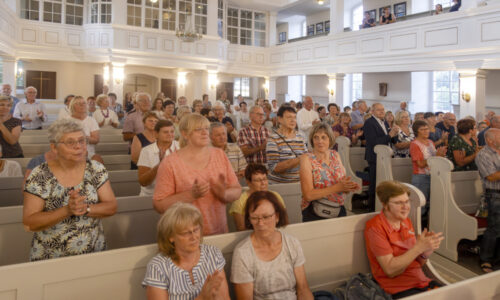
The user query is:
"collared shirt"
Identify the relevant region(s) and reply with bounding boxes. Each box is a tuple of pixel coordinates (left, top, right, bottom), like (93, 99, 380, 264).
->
(475, 145, 500, 191)
(122, 110, 145, 135)
(364, 211, 430, 295)
(296, 108, 319, 142)
(375, 117, 388, 135)
(9, 96, 20, 115)
(57, 106, 71, 120)
(137, 141, 179, 196)
(13, 100, 47, 129)
(224, 143, 247, 175)
(350, 110, 364, 128)
(238, 124, 269, 164)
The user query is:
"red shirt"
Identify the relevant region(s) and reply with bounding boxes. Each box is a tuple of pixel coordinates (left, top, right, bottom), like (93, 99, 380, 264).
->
(364, 211, 430, 294)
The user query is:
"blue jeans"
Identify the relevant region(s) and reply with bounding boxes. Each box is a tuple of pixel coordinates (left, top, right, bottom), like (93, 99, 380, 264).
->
(411, 174, 430, 214)
(480, 191, 500, 263)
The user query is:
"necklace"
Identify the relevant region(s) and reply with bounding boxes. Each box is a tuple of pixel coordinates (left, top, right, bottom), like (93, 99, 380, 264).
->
(101, 109, 110, 118)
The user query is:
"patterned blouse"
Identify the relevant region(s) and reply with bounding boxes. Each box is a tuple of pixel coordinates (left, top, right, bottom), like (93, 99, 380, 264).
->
(392, 127, 415, 158)
(24, 160, 109, 261)
(301, 150, 346, 210)
(446, 135, 478, 171)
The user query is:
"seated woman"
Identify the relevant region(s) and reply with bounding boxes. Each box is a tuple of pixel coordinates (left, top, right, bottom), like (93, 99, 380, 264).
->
(0, 95, 23, 158)
(93, 94, 119, 128)
(57, 94, 74, 120)
(392, 111, 415, 158)
(332, 112, 363, 147)
(131, 112, 159, 169)
(446, 118, 479, 171)
(192, 99, 203, 114)
(364, 180, 444, 299)
(151, 97, 164, 120)
(385, 111, 394, 130)
(230, 163, 285, 231)
(231, 191, 314, 299)
(324, 103, 340, 127)
(380, 7, 396, 25)
(143, 202, 230, 300)
(153, 114, 241, 235)
(0, 145, 22, 177)
(23, 118, 117, 261)
(300, 123, 359, 222)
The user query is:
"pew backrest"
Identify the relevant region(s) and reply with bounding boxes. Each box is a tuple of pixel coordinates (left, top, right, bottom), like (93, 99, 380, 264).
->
(7, 155, 131, 172)
(21, 143, 129, 157)
(336, 136, 363, 211)
(20, 134, 124, 144)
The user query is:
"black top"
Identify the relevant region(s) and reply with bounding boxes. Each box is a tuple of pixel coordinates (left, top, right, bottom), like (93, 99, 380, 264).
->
(381, 14, 393, 23)
(0, 117, 23, 158)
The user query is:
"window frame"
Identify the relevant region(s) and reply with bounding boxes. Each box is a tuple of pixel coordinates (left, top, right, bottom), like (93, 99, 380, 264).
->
(234, 77, 250, 98)
(432, 71, 459, 112)
(351, 73, 363, 104)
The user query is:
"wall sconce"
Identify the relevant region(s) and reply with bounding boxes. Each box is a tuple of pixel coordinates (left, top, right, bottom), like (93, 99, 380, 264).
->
(103, 65, 110, 83)
(327, 84, 334, 96)
(15, 67, 24, 79)
(317, 0, 324, 5)
(263, 80, 269, 94)
(208, 73, 218, 90)
(178, 72, 187, 88)
(113, 66, 124, 85)
(461, 91, 471, 102)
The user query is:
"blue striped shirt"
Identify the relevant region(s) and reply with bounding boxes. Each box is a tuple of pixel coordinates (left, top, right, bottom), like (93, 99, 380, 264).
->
(142, 244, 225, 300)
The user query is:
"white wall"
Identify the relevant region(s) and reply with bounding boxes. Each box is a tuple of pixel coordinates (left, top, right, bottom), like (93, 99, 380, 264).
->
(410, 72, 432, 113)
(306, 10, 330, 29)
(362, 72, 411, 111)
(363, 0, 413, 15)
(276, 76, 288, 104)
(306, 75, 328, 105)
(485, 69, 500, 113)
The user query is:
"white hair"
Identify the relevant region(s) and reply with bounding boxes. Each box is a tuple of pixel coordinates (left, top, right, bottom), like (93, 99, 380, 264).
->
(48, 118, 85, 143)
(213, 100, 226, 111)
(136, 92, 151, 103)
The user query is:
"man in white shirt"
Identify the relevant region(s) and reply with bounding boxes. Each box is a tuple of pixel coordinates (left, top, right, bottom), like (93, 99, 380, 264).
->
(13, 86, 47, 130)
(137, 120, 179, 196)
(296, 96, 320, 141)
(235, 101, 250, 130)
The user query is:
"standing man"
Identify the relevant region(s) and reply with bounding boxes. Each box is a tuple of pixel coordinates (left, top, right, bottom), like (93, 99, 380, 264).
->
(350, 100, 367, 131)
(238, 105, 269, 164)
(435, 112, 457, 140)
(202, 94, 211, 109)
(475, 128, 500, 273)
(122, 92, 152, 142)
(210, 122, 247, 180)
(364, 103, 400, 211)
(2, 84, 19, 114)
(13, 86, 46, 130)
(296, 96, 320, 142)
(478, 115, 500, 146)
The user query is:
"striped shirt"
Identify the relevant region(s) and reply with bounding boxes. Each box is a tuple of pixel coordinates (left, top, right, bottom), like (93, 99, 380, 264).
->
(224, 143, 247, 175)
(142, 244, 225, 300)
(238, 125, 269, 164)
(475, 145, 500, 191)
(266, 131, 307, 183)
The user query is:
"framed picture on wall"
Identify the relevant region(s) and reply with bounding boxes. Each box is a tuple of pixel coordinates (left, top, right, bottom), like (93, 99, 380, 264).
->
(379, 83, 388, 97)
(379, 6, 391, 21)
(394, 2, 407, 17)
(316, 22, 324, 34)
(325, 20, 330, 33)
(307, 24, 315, 36)
(279, 32, 287, 43)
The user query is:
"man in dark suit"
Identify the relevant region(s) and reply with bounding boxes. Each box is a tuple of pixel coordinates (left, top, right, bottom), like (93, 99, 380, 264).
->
(364, 103, 399, 211)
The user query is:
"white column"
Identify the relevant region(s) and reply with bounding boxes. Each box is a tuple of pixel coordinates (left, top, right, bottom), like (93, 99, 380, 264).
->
(108, 62, 125, 104)
(330, 0, 344, 34)
(1, 56, 17, 89)
(177, 72, 187, 101)
(458, 70, 486, 121)
(192, 71, 203, 104)
(327, 74, 345, 109)
(207, 71, 218, 105)
(268, 12, 277, 46)
(111, 0, 126, 25)
(207, 0, 218, 37)
(265, 77, 277, 100)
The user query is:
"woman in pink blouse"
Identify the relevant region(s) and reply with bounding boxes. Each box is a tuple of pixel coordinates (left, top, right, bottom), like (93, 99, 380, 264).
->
(153, 114, 241, 235)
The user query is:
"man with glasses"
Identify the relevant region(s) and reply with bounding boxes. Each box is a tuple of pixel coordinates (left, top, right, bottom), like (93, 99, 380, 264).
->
(435, 112, 457, 140)
(122, 92, 152, 142)
(238, 105, 269, 164)
(13, 86, 46, 130)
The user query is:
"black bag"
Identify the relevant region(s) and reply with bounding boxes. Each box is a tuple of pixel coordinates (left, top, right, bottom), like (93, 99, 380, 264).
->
(334, 273, 392, 300)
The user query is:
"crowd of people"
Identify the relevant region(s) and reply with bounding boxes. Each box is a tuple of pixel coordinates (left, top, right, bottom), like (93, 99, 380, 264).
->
(1, 82, 499, 298)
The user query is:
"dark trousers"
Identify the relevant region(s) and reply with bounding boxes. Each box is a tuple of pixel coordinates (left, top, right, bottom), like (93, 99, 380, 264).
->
(480, 190, 500, 263)
(368, 161, 377, 212)
(391, 280, 442, 299)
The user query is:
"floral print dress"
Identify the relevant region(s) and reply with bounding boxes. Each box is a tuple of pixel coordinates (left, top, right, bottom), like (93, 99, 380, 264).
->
(446, 135, 478, 171)
(24, 160, 109, 261)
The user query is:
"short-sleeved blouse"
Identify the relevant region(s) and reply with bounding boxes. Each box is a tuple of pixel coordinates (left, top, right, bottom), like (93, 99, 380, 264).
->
(392, 128, 415, 158)
(153, 147, 239, 235)
(142, 244, 225, 300)
(24, 160, 109, 261)
(230, 231, 305, 300)
(301, 150, 347, 210)
(332, 123, 354, 140)
(0, 117, 23, 158)
(409, 139, 436, 175)
(446, 135, 478, 171)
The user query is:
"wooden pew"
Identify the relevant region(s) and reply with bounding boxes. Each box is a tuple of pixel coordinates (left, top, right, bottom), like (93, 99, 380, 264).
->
(0, 170, 141, 207)
(21, 129, 123, 136)
(349, 146, 368, 174)
(0, 195, 158, 266)
(21, 142, 129, 157)
(19, 134, 124, 144)
(336, 136, 363, 211)
(374, 145, 413, 211)
(428, 157, 483, 262)
(7, 155, 131, 172)
(0, 183, 447, 299)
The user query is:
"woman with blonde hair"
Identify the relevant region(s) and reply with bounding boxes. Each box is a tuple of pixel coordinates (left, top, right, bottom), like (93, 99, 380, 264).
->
(392, 111, 415, 158)
(93, 94, 119, 128)
(153, 114, 241, 235)
(143, 202, 230, 299)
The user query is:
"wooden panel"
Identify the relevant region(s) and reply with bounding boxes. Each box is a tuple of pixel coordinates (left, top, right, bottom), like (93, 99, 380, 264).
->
(160, 79, 176, 101)
(94, 74, 104, 97)
(26, 71, 56, 99)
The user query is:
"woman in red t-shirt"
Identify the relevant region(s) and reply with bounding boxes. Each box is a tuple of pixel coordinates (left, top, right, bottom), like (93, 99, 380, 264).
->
(364, 180, 444, 299)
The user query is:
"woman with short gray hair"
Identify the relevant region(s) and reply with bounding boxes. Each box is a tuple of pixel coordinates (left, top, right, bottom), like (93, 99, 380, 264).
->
(23, 118, 117, 261)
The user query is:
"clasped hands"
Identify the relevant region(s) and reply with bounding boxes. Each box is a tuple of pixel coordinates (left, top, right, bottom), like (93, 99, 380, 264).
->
(191, 174, 227, 201)
(67, 189, 88, 216)
(417, 228, 444, 257)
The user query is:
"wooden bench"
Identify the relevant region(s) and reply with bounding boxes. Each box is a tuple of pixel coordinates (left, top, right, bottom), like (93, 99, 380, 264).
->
(7, 155, 131, 172)
(336, 136, 364, 211)
(0, 183, 446, 299)
(19, 134, 124, 144)
(21, 142, 129, 157)
(428, 157, 484, 262)
(0, 170, 141, 207)
(374, 145, 413, 211)
(21, 129, 123, 136)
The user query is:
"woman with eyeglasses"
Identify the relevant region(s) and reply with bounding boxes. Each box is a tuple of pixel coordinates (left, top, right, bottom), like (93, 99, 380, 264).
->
(23, 118, 117, 261)
(0, 95, 23, 158)
(143, 202, 230, 300)
(153, 114, 241, 236)
(69, 96, 102, 162)
(364, 181, 444, 299)
(231, 191, 318, 300)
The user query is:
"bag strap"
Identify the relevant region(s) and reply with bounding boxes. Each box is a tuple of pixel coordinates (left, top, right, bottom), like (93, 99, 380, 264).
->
(273, 129, 298, 157)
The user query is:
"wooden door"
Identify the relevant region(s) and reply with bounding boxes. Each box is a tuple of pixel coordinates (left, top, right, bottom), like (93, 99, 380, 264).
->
(26, 71, 56, 99)
(161, 79, 176, 101)
(217, 82, 234, 104)
(94, 74, 104, 97)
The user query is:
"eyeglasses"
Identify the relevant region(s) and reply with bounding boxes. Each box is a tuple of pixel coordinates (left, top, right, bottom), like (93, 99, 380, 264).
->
(249, 212, 276, 223)
(57, 137, 88, 148)
(193, 127, 209, 133)
(252, 113, 265, 117)
(178, 226, 201, 238)
(388, 200, 410, 206)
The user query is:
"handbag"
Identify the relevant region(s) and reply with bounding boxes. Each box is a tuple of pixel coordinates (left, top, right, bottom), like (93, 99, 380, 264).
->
(312, 198, 341, 218)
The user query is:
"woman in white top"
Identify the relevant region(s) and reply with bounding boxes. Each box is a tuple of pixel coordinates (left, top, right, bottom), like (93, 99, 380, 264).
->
(69, 96, 102, 162)
(93, 94, 119, 128)
(231, 191, 314, 300)
(57, 94, 74, 120)
(151, 97, 164, 120)
(0, 145, 22, 177)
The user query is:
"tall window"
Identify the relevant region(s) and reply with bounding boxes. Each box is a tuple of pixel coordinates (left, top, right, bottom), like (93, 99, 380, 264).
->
(100, 0, 112, 23)
(162, 0, 176, 30)
(254, 12, 266, 47)
(90, 0, 111, 24)
(352, 73, 362, 104)
(217, 0, 224, 38)
(240, 10, 252, 46)
(178, 0, 192, 31)
(21, 0, 40, 20)
(433, 0, 454, 7)
(43, 0, 62, 23)
(127, 0, 142, 26)
(227, 8, 238, 44)
(352, 5, 363, 31)
(145, 0, 160, 28)
(226, 7, 267, 47)
(432, 71, 459, 112)
(66, 0, 83, 25)
(16, 61, 25, 90)
(234, 77, 250, 97)
(301, 75, 306, 97)
(194, 0, 207, 34)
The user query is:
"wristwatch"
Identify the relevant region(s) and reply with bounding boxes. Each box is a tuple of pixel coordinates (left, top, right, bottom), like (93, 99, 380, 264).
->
(84, 204, 91, 216)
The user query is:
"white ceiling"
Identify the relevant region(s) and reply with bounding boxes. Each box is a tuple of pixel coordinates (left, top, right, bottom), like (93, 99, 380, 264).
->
(227, 0, 303, 11)
(277, 0, 331, 21)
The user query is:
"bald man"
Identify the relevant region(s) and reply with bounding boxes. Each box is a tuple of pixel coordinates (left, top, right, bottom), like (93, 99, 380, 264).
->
(478, 115, 500, 146)
(296, 96, 320, 142)
(475, 128, 500, 273)
(435, 112, 456, 140)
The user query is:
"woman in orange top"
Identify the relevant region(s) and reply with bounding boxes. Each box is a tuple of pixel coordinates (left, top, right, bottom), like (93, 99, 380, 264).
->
(153, 114, 241, 235)
(364, 181, 444, 299)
